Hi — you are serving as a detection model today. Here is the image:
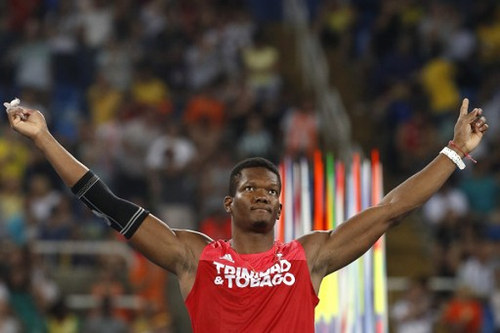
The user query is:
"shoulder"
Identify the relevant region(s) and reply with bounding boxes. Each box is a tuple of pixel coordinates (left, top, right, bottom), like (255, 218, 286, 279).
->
(277, 234, 330, 261)
(296, 231, 331, 254)
(276, 240, 309, 260)
(203, 239, 230, 251)
(173, 229, 215, 251)
(178, 234, 228, 251)
(295, 231, 332, 269)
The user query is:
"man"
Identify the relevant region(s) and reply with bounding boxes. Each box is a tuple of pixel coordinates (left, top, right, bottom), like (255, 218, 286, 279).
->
(5, 98, 488, 332)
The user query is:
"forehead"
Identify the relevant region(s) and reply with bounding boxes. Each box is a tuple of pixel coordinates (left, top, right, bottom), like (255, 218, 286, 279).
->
(238, 167, 280, 186)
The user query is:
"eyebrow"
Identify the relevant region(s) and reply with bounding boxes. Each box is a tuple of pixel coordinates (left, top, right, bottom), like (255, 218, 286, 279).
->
(240, 181, 279, 188)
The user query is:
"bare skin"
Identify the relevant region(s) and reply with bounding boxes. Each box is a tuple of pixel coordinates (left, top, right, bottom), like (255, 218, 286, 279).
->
(5, 98, 488, 298)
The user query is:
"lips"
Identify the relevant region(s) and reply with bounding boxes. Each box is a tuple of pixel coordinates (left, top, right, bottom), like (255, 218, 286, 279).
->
(251, 206, 272, 213)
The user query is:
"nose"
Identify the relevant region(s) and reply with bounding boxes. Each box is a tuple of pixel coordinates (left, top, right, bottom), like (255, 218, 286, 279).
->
(255, 196, 269, 204)
(254, 189, 270, 203)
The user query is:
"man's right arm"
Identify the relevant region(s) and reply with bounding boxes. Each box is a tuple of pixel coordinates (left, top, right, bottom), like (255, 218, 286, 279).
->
(6, 107, 209, 279)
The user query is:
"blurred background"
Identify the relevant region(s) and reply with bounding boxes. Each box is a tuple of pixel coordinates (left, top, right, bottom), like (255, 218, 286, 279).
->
(0, 0, 499, 332)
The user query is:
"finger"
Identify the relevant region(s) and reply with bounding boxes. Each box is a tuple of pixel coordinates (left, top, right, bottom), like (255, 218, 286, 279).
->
(6, 108, 16, 124)
(7, 107, 30, 121)
(7, 111, 18, 123)
(472, 116, 488, 132)
(459, 98, 469, 117)
(10, 114, 21, 128)
(6, 106, 23, 116)
(18, 109, 30, 120)
(473, 116, 487, 127)
(464, 108, 482, 123)
(478, 123, 489, 133)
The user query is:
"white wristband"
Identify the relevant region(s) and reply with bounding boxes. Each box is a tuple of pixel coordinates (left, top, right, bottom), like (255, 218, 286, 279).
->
(440, 147, 465, 170)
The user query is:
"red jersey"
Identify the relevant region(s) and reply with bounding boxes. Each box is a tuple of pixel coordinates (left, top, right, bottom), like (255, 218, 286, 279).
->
(185, 240, 319, 332)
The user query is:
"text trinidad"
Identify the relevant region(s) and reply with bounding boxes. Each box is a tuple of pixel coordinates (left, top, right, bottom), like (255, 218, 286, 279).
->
(212, 259, 296, 288)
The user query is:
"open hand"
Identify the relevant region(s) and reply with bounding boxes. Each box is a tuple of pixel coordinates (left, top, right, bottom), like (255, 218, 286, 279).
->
(452, 98, 488, 154)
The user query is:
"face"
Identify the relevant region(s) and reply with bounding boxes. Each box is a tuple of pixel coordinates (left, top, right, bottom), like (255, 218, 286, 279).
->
(224, 167, 281, 233)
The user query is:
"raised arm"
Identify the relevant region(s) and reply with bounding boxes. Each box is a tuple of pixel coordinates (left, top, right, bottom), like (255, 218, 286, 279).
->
(300, 99, 488, 292)
(5, 106, 209, 287)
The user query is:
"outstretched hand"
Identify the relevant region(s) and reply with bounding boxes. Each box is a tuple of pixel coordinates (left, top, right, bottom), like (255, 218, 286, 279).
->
(5, 104, 48, 141)
(452, 98, 488, 154)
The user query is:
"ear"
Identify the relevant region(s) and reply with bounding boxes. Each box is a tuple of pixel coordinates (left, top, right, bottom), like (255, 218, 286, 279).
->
(276, 203, 282, 220)
(224, 196, 233, 213)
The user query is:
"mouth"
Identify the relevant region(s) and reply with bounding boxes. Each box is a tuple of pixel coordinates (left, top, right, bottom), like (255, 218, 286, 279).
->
(251, 206, 272, 213)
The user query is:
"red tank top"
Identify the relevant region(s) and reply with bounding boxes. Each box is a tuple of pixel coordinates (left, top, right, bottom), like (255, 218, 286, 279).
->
(185, 240, 319, 332)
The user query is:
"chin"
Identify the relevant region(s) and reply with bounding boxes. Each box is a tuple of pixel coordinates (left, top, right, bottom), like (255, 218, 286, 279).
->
(251, 220, 273, 232)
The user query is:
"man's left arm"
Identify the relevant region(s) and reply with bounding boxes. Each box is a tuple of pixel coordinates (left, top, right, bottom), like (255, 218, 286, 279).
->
(299, 98, 488, 291)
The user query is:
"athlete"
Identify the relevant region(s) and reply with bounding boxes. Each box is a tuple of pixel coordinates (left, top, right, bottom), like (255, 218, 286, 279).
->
(4, 98, 488, 332)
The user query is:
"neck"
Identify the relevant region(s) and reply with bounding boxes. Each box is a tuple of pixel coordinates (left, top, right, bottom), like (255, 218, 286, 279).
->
(230, 231, 275, 254)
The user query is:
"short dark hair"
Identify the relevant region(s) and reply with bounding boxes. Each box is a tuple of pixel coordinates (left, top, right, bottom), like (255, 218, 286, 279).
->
(228, 157, 281, 196)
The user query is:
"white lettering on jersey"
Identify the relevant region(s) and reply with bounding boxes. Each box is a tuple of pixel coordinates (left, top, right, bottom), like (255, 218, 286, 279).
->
(213, 261, 224, 274)
(211, 259, 296, 288)
(224, 265, 236, 275)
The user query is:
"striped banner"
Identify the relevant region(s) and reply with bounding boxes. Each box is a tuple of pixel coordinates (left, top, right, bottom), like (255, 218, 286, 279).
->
(371, 150, 387, 333)
(278, 150, 386, 332)
(314, 152, 338, 332)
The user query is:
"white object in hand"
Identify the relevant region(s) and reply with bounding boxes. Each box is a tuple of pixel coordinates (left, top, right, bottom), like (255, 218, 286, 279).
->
(4, 98, 20, 112)
(3, 98, 27, 120)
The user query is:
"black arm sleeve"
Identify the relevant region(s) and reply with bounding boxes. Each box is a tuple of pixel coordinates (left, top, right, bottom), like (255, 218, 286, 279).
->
(71, 171, 150, 239)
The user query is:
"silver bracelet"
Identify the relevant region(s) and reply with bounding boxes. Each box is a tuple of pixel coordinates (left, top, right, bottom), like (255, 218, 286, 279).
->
(440, 146, 466, 170)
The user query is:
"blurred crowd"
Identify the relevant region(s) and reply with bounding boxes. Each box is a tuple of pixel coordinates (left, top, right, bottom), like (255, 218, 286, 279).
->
(316, 0, 500, 331)
(0, 0, 320, 331)
(0, 0, 498, 332)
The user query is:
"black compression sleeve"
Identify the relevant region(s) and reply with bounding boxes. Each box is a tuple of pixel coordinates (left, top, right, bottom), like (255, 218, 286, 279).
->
(71, 171, 149, 239)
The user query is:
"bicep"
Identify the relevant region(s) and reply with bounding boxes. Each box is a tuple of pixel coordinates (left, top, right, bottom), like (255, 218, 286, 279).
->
(306, 205, 393, 276)
(129, 214, 210, 274)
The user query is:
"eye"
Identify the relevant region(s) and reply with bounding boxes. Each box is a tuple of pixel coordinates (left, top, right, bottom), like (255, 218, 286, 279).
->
(268, 189, 278, 196)
(244, 186, 254, 192)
